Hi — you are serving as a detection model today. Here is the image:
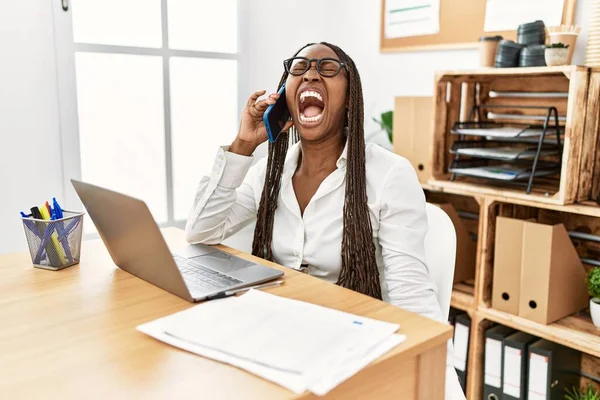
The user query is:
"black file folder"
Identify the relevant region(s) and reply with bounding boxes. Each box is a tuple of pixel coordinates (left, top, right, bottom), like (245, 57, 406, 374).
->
(502, 332, 538, 400)
(453, 313, 471, 393)
(449, 307, 463, 326)
(484, 325, 515, 400)
(527, 339, 581, 400)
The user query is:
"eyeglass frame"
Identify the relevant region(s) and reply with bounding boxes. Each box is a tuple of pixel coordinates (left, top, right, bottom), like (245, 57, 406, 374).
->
(283, 57, 346, 77)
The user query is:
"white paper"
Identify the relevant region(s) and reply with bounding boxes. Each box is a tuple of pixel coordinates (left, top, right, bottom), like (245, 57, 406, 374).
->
(454, 126, 539, 138)
(452, 323, 469, 372)
(385, 0, 440, 38)
(503, 346, 523, 397)
(309, 334, 406, 396)
(455, 147, 556, 161)
(528, 353, 549, 400)
(484, 338, 502, 388)
(164, 290, 399, 375)
(484, 0, 564, 32)
(137, 290, 406, 396)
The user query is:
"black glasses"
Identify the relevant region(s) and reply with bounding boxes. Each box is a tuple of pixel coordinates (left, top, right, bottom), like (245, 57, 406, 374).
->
(283, 57, 346, 77)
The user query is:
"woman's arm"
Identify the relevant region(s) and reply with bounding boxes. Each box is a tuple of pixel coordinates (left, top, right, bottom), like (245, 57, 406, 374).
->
(184, 148, 266, 244)
(186, 88, 289, 245)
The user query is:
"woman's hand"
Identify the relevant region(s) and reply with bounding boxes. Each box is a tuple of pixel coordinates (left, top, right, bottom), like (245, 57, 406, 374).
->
(230, 90, 292, 156)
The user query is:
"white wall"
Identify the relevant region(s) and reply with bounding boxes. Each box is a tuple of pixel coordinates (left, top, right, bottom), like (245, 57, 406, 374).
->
(0, 1, 63, 254)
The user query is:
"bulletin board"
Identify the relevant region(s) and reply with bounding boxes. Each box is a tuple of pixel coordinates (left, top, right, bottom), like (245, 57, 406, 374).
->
(380, 0, 577, 52)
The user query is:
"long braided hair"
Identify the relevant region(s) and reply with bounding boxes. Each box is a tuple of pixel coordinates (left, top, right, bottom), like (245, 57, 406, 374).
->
(251, 42, 382, 299)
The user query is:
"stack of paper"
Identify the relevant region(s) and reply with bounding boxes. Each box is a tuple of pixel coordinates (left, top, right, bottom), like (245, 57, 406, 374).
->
(453, 126, 544, 138)
(137, 290, 406, 396)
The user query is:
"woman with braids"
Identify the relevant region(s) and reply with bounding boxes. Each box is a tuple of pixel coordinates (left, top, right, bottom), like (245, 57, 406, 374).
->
(185, 42, 463, 397)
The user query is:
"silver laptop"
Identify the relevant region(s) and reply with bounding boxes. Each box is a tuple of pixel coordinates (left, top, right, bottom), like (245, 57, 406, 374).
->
(71, 179, 283, 302)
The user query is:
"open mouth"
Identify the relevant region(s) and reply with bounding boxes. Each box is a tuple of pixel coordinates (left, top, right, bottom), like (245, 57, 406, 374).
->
(298, 89, 325, 124)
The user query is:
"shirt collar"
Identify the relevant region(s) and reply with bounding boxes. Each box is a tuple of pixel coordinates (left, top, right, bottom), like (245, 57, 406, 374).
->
(336, 141, 348, 168)
(283, 140, 348, 177)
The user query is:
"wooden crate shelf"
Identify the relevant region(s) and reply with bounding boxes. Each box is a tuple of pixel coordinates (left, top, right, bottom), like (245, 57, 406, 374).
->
(419, 186, 600, 399)
(426, 180, 600, 216)
(451, 283, 475, 312)
(477, 306, 600, 358)
(430, 66, 600, 205)
(412, 67, 600, 399)
(436, 65, 590, 78)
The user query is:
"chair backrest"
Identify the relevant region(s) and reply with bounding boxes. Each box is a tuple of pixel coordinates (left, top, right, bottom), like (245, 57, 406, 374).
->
(222, 203, 457, 319)
(222, 221, 255, 254)
(424, 203, 457, 320)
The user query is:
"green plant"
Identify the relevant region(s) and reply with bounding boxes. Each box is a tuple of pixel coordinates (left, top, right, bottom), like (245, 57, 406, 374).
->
(547, 42, 570, 49)
(564, 385, 600, 400)
(372, 111, 393, 144)
(587, 267, 600, 299)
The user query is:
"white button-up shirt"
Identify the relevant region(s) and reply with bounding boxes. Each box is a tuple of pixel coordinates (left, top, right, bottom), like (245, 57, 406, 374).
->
(185, 141, 464, 399)
(185, 141, 443, 322)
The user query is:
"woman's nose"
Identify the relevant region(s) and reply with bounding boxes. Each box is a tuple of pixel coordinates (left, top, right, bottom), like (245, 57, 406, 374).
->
(303, 62, 321, 82)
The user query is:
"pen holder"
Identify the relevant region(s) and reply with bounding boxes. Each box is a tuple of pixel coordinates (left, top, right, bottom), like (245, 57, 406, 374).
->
(21, 211, 85, 271)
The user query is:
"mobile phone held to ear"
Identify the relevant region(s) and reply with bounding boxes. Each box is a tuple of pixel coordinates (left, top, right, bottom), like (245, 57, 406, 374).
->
(263, 84, 290, 143)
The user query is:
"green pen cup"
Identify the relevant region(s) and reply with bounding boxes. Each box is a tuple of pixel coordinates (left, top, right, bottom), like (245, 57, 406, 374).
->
(21, 211, 85, 271)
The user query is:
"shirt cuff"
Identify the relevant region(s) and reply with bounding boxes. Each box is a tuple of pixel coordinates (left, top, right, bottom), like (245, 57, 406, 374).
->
(212, 146, 254, 189)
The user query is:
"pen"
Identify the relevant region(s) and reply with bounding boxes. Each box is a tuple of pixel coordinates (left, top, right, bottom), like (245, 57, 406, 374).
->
(39, 204, 67, 265)
(205, 280, 285, 301)
(50, 197, 73, 262)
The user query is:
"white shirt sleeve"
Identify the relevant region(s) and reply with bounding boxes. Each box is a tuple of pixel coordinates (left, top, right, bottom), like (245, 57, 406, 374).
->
(185, 147, 266, 244)
(378, 158, 443, 321)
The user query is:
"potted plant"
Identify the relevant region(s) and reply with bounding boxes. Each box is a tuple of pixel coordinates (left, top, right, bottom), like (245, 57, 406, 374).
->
(564, 385, 600, 400)
(372, 111, 393, 144)
(587, 267, 600, 328)
(545, 42, 570, 66)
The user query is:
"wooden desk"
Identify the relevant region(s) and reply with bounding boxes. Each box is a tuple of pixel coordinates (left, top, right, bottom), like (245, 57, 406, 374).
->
(0, 228, 452, 399)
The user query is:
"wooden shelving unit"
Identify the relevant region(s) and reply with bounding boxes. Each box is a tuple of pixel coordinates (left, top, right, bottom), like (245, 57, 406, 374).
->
(423, 185, 600, 399)
(414, 66, 600, 400)
(478, 306, 600, 358)
(451, 283, 475, 313)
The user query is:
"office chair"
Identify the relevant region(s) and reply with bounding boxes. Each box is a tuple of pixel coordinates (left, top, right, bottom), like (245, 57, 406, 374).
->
(424, 202, 457, 321)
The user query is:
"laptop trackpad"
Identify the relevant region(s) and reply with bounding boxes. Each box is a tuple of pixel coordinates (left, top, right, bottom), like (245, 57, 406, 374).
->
(192, 251, 255, 274)
(174, 243, 220, 259)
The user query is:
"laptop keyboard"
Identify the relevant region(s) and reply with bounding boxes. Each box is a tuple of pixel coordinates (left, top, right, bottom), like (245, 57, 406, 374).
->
(173, 254, 243, 292)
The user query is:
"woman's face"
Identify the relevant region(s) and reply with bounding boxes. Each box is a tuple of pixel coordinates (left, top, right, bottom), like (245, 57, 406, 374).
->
(285, 44, 348, 142)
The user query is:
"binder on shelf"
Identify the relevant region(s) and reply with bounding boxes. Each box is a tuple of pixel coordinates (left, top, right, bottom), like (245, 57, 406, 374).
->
(453, 313, 471, 393)
(527, 339, 581, 400)
(503, 331, 538, 400)
(431, 203, 476, 283)
(492, 217, 525, 315)
(449, 307, 463, 326)
(392, 97, 433, 183)
(484, 325, 516, 400)
(519, 221, 588, 324)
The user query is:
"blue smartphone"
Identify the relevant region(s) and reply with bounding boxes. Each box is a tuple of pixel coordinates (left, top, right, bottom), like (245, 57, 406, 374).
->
(263, 84, 290, 143)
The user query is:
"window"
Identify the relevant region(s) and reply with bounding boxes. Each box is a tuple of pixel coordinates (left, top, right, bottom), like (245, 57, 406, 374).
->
(64, 0, 239, 231)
